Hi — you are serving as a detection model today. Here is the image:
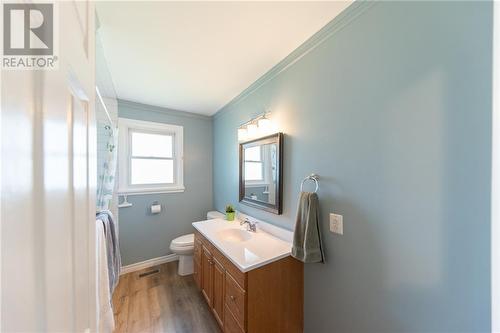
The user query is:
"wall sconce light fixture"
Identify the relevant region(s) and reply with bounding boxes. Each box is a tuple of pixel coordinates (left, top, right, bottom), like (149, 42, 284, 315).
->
(238, 112, 275, 142)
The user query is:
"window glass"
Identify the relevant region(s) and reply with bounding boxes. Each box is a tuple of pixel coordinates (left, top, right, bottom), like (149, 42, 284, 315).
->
(245, 146, 261, 161)
(245, 161, 263, 181)
(131, 132, 173, 158)
(131, 159, 174, 184)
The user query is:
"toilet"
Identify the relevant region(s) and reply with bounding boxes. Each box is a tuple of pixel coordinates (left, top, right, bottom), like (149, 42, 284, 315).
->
(170, 210, 225, 276)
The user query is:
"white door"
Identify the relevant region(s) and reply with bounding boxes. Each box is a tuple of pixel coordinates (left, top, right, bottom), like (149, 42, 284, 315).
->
(1, 1, 97, 332)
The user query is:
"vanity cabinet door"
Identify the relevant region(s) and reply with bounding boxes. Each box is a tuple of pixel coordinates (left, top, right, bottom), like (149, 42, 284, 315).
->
(194, 238, 202, 263)
(193, 239, 202, 289)
(212, 258, 225, 327)
(201, 246, 213, 306)
(193, 257, 201, 289)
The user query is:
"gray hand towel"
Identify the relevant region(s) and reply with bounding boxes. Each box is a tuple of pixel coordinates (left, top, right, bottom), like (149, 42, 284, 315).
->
(291, 192, 324, 263)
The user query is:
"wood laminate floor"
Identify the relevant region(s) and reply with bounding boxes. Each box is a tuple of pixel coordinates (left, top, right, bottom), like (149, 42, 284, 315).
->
(112, 261, 221, 333)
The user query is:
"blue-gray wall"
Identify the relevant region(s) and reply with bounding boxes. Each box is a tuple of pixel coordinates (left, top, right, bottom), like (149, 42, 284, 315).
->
(213, 2, 492, 332)
(118, 100, 213, 266)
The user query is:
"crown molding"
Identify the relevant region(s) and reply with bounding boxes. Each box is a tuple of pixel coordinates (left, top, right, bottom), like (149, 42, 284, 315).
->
(213, 1, 377, 119)
(118, 99, 212, 121)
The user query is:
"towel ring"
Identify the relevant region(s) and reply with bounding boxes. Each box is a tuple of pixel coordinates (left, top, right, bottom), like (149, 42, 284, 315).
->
(300, 174, 319, 193)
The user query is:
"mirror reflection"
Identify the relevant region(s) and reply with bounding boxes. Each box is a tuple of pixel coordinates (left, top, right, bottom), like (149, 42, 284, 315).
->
(239, 133, 283, 214)
(243, 143, 277, 204)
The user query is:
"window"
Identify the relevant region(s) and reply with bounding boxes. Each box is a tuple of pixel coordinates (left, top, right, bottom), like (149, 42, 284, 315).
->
(118, 118, 184, 194)
(244, 146, 263, 181)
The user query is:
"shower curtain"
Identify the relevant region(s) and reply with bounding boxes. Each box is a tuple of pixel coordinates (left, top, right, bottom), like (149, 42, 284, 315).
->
(97, 128, 118, 211)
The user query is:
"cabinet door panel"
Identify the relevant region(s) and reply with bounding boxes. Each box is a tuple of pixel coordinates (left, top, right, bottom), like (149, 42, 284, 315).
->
(201, 246, 213, 306)
(224, 305, 245, 333)
(193, 258, 201, 289)
(193, 238, 202, 289)
(194, 238, 202, 264)
(212, 258, 225, 327)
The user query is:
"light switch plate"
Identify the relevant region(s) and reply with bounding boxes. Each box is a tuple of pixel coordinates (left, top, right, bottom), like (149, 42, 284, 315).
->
(330, 213, 343, 235)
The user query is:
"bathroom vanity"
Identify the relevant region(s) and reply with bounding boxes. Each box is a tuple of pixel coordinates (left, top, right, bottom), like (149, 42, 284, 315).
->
(192, 218, 303, 333)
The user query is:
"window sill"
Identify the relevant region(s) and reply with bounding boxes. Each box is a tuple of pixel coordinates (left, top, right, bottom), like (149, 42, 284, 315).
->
(244, 183, 270, 188)
(118, 186, 185, 196)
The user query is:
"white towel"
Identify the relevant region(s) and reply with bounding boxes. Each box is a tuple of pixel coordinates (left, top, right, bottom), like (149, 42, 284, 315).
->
(97, 219, 115, 333)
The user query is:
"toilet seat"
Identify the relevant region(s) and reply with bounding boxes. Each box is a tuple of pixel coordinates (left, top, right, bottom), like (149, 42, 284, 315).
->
(171, 233, 194, 248)
(170, 233, 194, 255)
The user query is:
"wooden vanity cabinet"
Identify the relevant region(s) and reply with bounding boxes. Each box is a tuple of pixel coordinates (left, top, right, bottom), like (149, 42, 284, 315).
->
(193, 230, 303, 333)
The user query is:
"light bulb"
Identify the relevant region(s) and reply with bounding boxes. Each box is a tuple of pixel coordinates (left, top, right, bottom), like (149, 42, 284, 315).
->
(258, 117, 271, 134)
(247, 123, 258, 138)
(238, 128, 247, 141)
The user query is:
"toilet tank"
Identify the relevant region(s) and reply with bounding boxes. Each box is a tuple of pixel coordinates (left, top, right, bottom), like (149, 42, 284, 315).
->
(207, 211, 225, 220)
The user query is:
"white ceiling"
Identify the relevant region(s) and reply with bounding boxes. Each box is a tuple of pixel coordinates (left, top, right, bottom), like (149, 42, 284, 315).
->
(96, 1, 352, 115)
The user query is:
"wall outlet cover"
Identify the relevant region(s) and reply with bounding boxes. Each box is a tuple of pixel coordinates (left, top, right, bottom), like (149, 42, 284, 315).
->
(330, 213, 343, 235)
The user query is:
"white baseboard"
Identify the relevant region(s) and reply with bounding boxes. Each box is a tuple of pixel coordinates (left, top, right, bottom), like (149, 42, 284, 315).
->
(120, 254, 179, 275)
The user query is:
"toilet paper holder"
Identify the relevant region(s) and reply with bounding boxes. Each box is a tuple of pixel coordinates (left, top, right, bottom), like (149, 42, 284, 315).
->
(150, 201, 162, 214)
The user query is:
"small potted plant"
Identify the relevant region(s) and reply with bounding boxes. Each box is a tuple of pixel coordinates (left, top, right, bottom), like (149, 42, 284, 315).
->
(225, 204, 235, 221)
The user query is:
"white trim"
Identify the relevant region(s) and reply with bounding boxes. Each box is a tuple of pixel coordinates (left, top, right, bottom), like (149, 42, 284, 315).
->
(117, 186, 185, 196)
(118, 118, 184, 194)
(120, 254, 179, 275)
(244, 183, 270, 188)
(118, 99, 212, 121)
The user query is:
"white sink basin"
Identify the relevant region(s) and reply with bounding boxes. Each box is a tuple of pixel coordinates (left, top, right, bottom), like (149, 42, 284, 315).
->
(217, 228, 252, 242)
(192, 218, 292, 272)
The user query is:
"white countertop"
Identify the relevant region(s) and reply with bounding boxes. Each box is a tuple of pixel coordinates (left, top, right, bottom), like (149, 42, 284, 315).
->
(192, 218, 293, 273)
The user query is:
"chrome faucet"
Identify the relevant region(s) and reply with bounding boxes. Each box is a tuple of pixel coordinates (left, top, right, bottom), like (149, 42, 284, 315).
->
(240, 217, 257, 232)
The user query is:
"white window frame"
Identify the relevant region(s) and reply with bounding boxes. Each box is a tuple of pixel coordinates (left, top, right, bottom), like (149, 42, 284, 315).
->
(244, 145, 272, 187)
(118, 118, 184, 194)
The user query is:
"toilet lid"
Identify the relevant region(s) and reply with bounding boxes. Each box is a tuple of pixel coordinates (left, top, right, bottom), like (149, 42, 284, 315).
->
(172, 233, 194, 247)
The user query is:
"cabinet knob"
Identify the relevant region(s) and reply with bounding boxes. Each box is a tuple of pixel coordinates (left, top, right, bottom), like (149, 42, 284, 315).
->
(230, 295, 236, 301)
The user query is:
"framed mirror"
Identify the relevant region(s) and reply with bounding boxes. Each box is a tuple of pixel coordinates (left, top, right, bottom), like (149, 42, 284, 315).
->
(239, 133, 283, 214)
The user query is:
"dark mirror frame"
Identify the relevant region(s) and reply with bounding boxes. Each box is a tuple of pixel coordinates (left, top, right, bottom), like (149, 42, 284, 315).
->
(239, 132, 283, 214)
